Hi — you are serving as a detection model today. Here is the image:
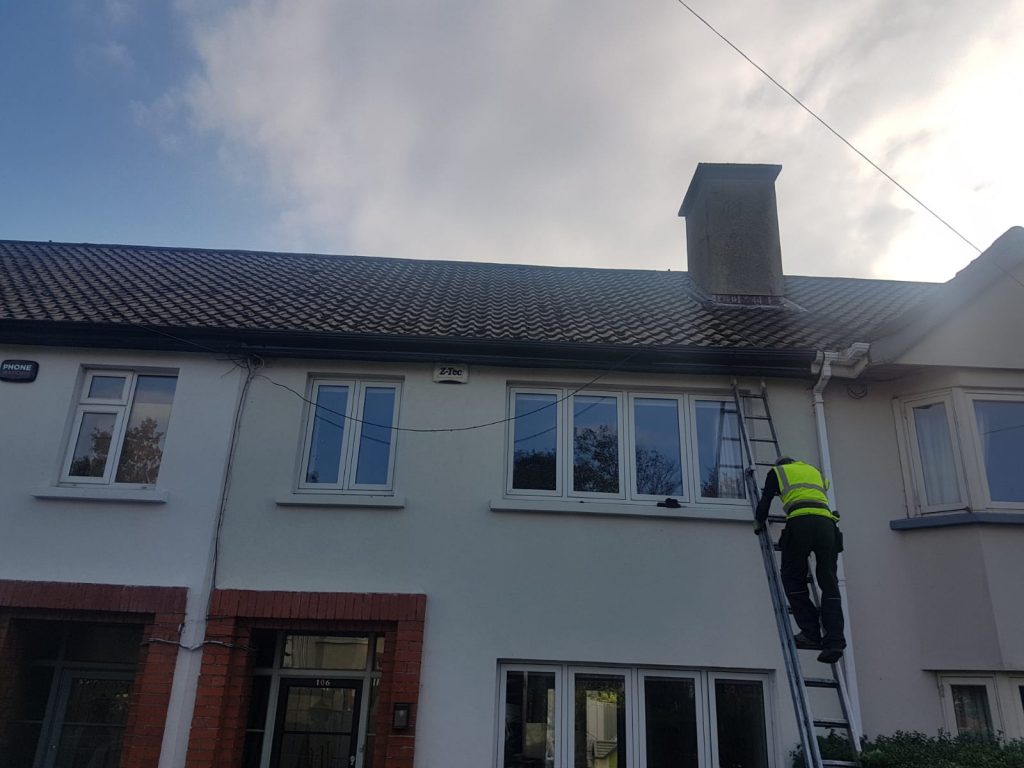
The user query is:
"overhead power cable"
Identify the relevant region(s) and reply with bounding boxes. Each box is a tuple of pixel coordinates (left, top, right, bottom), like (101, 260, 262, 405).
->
(673, 0, 982, 255)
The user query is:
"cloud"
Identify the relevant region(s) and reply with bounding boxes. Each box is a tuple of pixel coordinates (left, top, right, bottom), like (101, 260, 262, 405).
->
(166, 0, 1024, 281)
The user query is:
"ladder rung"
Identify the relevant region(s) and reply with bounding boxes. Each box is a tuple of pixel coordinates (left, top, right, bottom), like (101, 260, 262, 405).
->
(803, 677, 839, 689)
(754, 461, 777, 467)
(744, 415, 772, 420)
(814, 718, 850, 730)
(740, 393, 765, 399)
(767, 514, 787, 522)
(822, 761, 859, 767)
(718, 463, 744, 469)
(772, 541, 782, 552)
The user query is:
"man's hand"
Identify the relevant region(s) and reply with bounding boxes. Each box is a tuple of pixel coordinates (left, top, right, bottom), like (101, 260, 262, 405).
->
(753, 521, 765, 535)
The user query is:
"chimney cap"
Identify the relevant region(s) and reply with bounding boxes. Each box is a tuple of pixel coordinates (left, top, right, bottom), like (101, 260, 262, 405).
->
(678, 163, 782, 217)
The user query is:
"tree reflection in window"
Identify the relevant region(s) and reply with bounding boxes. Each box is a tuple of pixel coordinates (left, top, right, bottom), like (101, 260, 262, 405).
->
(573, 396, 619, 494)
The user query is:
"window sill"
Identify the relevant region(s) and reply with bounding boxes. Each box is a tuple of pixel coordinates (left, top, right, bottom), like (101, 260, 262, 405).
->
(891, 512, 1024, 530)
(276, 493, 406, 509)
(489, 498, 751, 522)
(33, 486, 168, 504)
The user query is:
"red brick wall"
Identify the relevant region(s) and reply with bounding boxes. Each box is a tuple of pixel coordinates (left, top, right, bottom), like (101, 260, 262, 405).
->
(187, 590, 426, 768)
(0, 580, 187, 768)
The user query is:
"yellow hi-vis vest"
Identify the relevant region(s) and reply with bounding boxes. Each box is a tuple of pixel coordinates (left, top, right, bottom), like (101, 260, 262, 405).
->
(773, 461, 836, 520)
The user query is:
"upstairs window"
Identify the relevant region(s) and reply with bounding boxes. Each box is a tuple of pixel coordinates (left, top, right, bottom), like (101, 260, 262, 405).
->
(62, 370, 178, 485)
(507, 388, 744, 505)
(299, 379, 401, 493)
(899, 390, 1024, 514)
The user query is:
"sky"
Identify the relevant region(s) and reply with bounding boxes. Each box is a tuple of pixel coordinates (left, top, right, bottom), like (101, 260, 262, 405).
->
(2, 1, 1023, 283)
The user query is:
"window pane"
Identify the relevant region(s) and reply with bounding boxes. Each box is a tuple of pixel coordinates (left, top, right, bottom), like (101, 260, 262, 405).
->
(715, 679, 767, 768)
(695, 401, 744, 499)
(574, 675, 625, 768)
(69, 412, 117, 477)
(951, 684, 993, 736)
(282, 687, 356, 733)
(504, 671, 556, 768)
(912, 402, 961, 506)
(62, 678, 132, 725)
(305, 385, 349, 484)
(54, 725, 124, 768)
(355, 387, 396, 485)
(973, 400, 1024, 502)
(88, 375, 126, 400)
(114, 375, 177, 484)
(645, 678, 698, 768)
(283, 635, 369, 670)
(66, 624, 142, 664)
(512, 393, 559, 491)
(634, 399, 683, 496)
(573, 396, 619, 493)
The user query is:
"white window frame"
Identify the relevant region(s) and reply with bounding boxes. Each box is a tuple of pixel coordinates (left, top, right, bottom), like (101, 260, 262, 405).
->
(506, 387, 749, 508)
(297, 379, 401, 494)
(496, 663, 772, 768)
(636, 670, 709, 768)
(506, 387, 564, 498)
(627, 393, 690, 503)
(962, 392, 1024, 511)
(689, 396, 748, 506)
(938, 675, 1002, 737)
(567, 391, 626, 501)
(899, 391, 969, 515)
(60, 369, 175, 487)
(708, 671, 774, 768)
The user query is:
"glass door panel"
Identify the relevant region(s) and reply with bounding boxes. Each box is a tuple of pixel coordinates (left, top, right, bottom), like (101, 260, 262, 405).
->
(44, 672, 132, 768)
(572, 674, 626, 768)
(271, 679, 361, 768)
(643, 677, 699, 768)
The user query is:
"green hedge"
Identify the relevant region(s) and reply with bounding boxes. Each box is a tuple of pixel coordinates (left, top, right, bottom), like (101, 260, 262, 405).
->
(791, 731, 1024, 768)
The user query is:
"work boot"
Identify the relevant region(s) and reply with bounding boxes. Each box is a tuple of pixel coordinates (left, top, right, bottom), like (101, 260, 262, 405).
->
(817, 648, 843, 664)
(793, 632, 822, 650)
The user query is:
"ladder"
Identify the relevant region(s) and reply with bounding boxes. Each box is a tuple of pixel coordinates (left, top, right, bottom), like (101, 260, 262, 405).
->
(731, 379, 861, 768)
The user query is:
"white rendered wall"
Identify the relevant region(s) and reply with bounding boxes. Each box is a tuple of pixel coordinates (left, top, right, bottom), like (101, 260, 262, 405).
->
(216, 361, 826, 767)
(0, 344, 244, 768)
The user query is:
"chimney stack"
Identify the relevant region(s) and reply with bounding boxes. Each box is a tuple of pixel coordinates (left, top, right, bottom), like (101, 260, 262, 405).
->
(679, 163, 785, 305)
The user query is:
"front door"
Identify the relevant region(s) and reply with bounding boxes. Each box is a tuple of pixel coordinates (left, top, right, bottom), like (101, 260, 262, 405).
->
(270, 678, 362, 768)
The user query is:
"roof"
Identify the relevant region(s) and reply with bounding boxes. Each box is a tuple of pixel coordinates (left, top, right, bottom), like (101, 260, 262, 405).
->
(0, 240, 938, 356)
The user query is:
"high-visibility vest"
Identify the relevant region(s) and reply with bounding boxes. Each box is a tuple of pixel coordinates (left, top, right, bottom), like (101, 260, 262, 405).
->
(773, 461, 836, 520)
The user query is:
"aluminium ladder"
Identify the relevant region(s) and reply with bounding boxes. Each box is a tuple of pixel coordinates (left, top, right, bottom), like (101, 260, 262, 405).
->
(731, 379, 861, 768)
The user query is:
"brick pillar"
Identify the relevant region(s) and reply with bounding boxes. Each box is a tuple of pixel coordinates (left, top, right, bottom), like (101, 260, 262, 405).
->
(0, 614, 14, 759)
(186, 618, 253, 768)
(121, 612, 185, 768)
(378, 619, 423, 768)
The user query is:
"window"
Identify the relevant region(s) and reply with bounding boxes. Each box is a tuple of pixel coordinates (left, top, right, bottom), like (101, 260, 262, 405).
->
(898, 390, 1024, 515)
(298, 380, 401, 493)
(0, 620, 141, 768)
(970, 398, 1024, 503)
(62, 370, 177, 485)
(507, 388, 744, 505)
(498, 664, 769, 768)
(939, 676, 1001, 737)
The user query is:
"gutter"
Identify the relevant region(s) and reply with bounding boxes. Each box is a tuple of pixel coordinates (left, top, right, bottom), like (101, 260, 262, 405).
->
(0, 319, 821, 378)
(810, 342, 869, 741)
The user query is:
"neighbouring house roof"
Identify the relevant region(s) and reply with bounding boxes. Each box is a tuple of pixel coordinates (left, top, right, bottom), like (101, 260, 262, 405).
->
(0, 239, 942, 375)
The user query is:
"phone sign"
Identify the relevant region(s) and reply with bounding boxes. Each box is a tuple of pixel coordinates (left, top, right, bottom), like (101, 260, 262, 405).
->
(1, 360, 38, 382)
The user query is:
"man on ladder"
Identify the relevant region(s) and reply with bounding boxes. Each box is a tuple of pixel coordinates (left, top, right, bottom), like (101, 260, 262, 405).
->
(753, 457, 846, 664)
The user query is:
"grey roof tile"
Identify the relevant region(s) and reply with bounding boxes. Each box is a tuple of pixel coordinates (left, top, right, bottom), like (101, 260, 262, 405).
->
(0, 240, 938, 350)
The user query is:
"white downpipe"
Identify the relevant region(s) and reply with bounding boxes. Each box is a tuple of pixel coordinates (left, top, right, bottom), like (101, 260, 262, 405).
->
(812, 347, 866, 739)
(158, 360, 259, 768)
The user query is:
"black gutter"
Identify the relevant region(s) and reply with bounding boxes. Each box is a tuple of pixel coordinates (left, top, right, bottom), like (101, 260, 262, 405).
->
(0, 320, 819, 378)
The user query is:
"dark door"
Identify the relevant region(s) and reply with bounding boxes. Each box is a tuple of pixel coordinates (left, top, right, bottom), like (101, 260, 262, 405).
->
(270, 678, 362, 768)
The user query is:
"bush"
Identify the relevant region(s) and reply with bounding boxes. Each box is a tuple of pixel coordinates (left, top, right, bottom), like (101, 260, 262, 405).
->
(791, 731, 1024, 768)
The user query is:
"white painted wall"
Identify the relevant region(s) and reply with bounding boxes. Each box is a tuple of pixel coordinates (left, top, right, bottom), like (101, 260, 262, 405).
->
(0, 344, 244, 768)
(216, 361, 829, 767)
(823, 367, 1024, 738)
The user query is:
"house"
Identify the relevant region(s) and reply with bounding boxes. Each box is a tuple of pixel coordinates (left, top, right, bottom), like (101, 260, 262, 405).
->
(1, 163, 1022, 768)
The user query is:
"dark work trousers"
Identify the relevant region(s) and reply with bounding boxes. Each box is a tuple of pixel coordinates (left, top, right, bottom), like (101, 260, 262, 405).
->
(780, 514, 846, 650)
